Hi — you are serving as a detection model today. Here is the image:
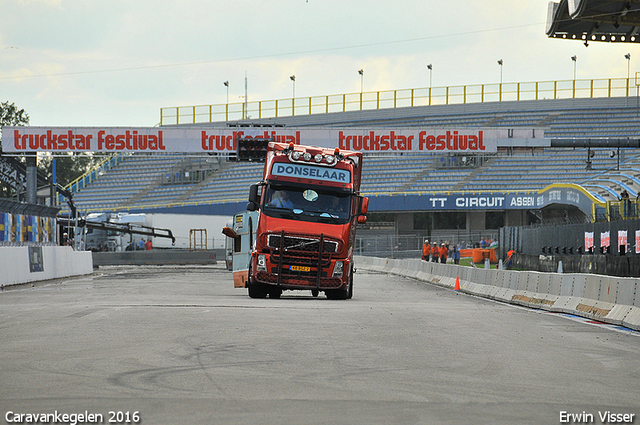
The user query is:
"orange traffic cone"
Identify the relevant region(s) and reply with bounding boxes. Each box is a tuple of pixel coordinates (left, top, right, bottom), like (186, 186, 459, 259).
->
(454, 276, 461, 291)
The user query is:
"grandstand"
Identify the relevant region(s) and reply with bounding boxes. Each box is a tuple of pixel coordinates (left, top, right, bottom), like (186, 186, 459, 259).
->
(59, 95, 640, 233)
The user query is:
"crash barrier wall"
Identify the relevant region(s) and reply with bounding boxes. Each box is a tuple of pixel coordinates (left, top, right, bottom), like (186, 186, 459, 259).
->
(354, 256, 640, 331)
(0, 246, 93, 287)
(92, 249, 220, 266)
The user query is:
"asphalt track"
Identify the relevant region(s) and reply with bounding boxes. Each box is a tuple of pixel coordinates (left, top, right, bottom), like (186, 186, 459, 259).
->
(1, 264, 639, 425)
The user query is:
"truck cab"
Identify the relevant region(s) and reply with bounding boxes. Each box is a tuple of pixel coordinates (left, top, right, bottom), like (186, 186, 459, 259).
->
(243, 141, 368, 299)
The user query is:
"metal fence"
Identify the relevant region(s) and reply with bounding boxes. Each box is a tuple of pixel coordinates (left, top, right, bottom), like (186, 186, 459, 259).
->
(501, 218, 640, 257)
(160, 77, 637, 125)
(355, 230, 499, 259)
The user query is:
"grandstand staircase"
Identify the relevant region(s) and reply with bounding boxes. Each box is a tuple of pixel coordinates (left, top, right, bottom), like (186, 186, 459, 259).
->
(449, 159, 492, 192)
(119, 174, 166, 207)
(172, 168, 226, 204)
(538, 112, 563, 126)
(483, 115, 503, 127)
(120, 156, 232, 208)
(395, 164, 438, 192)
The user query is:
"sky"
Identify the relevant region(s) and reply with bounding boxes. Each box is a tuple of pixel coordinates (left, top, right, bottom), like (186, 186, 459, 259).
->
(0, 0, 638, 128)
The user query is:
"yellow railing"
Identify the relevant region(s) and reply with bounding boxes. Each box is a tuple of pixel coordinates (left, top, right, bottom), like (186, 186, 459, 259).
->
(59, 153, 126, 202)
(159, 77, 638, 126)
(606, 199, 640, 221)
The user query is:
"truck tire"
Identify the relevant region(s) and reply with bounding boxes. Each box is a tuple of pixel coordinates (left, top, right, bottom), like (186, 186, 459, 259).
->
(269, 288, 282, 299)
(347, 266, 354, 299)
(326, 288, 348, 300)
(248, 281, 268, 299)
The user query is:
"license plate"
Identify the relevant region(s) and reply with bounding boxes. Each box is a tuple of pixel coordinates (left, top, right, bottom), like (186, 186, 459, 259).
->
(290, 265, 310, 272)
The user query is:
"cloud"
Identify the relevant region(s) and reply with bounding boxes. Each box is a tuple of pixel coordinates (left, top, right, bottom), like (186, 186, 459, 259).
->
(1, 0, 637, 126)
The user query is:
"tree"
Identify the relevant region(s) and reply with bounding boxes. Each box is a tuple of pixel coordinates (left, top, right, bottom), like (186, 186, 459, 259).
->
(1, 102, 96, 195)
(38, 152, 97, 187)
(0, 101, 30, 152)
(1, 102, 30, 198)
(0, 101, 29, 128)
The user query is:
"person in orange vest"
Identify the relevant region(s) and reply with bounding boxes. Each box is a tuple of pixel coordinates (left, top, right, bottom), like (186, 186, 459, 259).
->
(430, 243, 440, 262)
(421, 239, 430, 261)
(440, 243, 449, 263)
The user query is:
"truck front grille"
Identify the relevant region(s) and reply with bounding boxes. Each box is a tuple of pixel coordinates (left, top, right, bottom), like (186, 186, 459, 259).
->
(267, 234, 339, 254)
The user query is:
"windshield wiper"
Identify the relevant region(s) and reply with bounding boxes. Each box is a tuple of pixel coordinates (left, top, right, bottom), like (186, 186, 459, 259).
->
(264, 206, 297, 219)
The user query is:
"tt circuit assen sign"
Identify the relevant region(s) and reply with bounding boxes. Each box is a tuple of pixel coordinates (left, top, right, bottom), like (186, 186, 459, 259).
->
(369, 184, 601, 215)
(1, 127, 545, 154)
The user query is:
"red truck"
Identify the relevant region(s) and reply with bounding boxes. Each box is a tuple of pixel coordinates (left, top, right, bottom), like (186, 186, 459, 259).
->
(241, 141, 368, 299)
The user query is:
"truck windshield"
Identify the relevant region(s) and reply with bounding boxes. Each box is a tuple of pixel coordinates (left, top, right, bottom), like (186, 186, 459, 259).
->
(263, 185, 351, 224)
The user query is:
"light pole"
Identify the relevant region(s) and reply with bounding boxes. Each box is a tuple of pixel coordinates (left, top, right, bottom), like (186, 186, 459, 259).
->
(625, 53, 631, 79)
(497, 59, 503, 101)
(625, 53, 631, 103)
(358, 69, 364, 93)
(427, 64, 433, 88)
(223, 81, 229, 121)
(290, 75, 296, 99)
(290, 75, 296, 116)
(571, 55, 577, 81)
(625, 53, 631, 87)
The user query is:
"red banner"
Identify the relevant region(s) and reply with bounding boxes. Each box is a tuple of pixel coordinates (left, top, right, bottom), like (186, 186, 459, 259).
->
(0, 126, 544, 153)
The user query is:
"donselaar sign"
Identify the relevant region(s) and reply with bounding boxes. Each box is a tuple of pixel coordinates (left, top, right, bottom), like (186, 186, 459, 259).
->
(272, 163, 351, 183)
(1, 127, 545, 154)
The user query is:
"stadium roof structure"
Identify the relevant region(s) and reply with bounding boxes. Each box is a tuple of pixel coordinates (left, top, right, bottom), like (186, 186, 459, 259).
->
(546, 0, 640, 44)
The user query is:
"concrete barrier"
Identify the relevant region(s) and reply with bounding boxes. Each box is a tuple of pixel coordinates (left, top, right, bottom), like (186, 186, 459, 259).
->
(1, 246, 93, 287)
(355, 256, 640, 331)
(92, 250, 219, 266)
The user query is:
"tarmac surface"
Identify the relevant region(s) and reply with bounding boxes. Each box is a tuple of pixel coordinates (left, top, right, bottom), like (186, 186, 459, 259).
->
(1, 264, 639, 425)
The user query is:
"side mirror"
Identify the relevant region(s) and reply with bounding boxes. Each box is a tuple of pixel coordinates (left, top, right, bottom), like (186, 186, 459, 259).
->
(248, 183, 261, 211)
(222, 227, 238, 238)
(360, 196, 369, 215)
(354, 196, 368, 223)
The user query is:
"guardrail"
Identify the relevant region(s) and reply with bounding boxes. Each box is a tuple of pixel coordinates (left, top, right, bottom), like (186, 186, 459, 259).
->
(160, 77, 638, 125)
(355, 255, 640, 331)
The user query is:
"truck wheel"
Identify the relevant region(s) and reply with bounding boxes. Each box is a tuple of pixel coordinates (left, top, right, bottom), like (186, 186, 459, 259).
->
(347, 267, 354, 299)
(326, 289, 348, 300)
(248, 281, 268, 299)
(269, 288, 282, 299)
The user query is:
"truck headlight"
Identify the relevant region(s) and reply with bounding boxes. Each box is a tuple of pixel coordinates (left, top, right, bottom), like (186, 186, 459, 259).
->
(257, 255, 267, 271)
(332, 261, 344, 278)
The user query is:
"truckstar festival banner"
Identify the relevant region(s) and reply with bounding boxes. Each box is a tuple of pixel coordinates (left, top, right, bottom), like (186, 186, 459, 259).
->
(1, 126, 544, 154)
